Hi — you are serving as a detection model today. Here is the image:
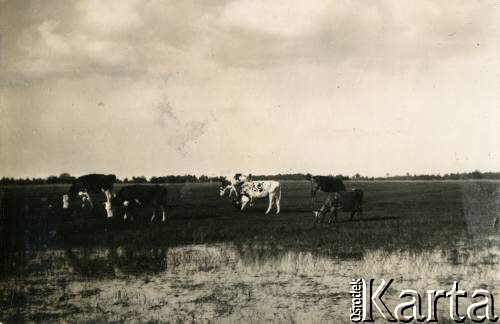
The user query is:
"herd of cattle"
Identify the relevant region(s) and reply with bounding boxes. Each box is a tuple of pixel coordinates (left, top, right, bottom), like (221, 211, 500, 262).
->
(59, 173, 363, 224)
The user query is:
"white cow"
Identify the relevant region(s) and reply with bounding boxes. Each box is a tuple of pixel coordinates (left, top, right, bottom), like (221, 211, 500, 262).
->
(235, 180, 281, 214)
(219, 173, 252, 198)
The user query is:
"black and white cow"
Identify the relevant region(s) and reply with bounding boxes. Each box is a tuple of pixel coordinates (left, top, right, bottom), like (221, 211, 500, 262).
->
(107, 185, 168, 222)
(313, 189, 363, 223)
(64, 174, 116, 212)
(234, 180, 281, 214)
(219, 173, 252, 198)
(308, 175, 346, 201)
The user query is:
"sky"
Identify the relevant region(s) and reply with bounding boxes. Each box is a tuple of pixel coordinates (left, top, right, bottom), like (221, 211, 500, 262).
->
(0, 0, 499, 178)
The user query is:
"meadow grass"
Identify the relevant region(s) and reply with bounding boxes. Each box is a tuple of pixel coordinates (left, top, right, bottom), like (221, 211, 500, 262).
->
(0, 180, 499, 321)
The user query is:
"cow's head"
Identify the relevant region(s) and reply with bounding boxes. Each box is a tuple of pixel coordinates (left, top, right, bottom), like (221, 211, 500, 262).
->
(104, 198, 139, 219)
(62, 192, 90, 209)
(313, 209, 332, 223)
(240, 194, 250, 205)
(103, 195, 128, 218)
(219, 185, 230, 197)
(313, 210, 324, 222)
(78, 191, 93, 208)
(232, 193, 245, 209)
(233, 193, 251, 210)
(219, 177, 236, 197)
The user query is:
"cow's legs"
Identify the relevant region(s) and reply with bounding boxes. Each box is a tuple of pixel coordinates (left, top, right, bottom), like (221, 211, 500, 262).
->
(129, 205, 136, 222)
(240, 199, 249, 211)
(102, 188, 112, 200)
(104, 201, 113, 218)
(86, 191, 94, 208)
(311, 185, 319, 203)
(102, 189, 113, 217)
(275, 188, 281, 214)
(326, 206, 335, 223)
(62, 195, 69, 209)
(161, 205, 166, 222)
(265, 193, 275, 215)
(229, 185, 237, 198)
(122, 201, 129, 220)
(151, 208, 157, 222)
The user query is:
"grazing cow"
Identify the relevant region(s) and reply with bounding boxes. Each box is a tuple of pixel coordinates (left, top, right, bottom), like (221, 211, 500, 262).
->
(313, 189, 363, 223)
(64, 174, 116, 212)
(308, 175, 346, 201)
(108, 185, 168, 222)
(219, 173, 252, 198)
(234, 180, 281, 214)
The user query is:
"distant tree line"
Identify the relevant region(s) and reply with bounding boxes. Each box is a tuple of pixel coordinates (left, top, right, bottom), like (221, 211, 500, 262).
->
(1, 171, 500, 185)
(0, 173, 78, 185)
(0, 173, 220, 185)
(372, 171, 500, 181)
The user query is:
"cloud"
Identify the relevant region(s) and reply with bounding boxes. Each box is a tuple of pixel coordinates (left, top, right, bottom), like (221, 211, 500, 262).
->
(210, 0, 492, 68)
(14, 19, 138, 77)
(4, 0, 492, 80)
(77, 0, 143, 33)
(34, 21, 72, 56)
(0, 0, 498, 177)
(4, 0, 219, 81)
(220, 0, 331, 37)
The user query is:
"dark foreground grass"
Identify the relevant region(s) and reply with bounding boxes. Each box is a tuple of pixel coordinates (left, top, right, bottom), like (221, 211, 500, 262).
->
(1, 181, 497, 266)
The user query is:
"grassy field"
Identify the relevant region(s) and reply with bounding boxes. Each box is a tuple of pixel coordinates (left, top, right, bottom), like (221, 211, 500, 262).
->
(0, 180, 499, 322)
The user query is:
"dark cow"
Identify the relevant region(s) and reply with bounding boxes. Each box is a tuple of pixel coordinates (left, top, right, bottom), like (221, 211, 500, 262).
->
(109, 185, 168, 222)
(65, 174, 116, 212)
(308, 175, 346, 201)
(313, 189, 363, 223)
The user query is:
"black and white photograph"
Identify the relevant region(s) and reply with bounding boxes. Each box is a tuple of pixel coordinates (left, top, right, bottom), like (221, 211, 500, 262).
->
(0, 0, 499, 322)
